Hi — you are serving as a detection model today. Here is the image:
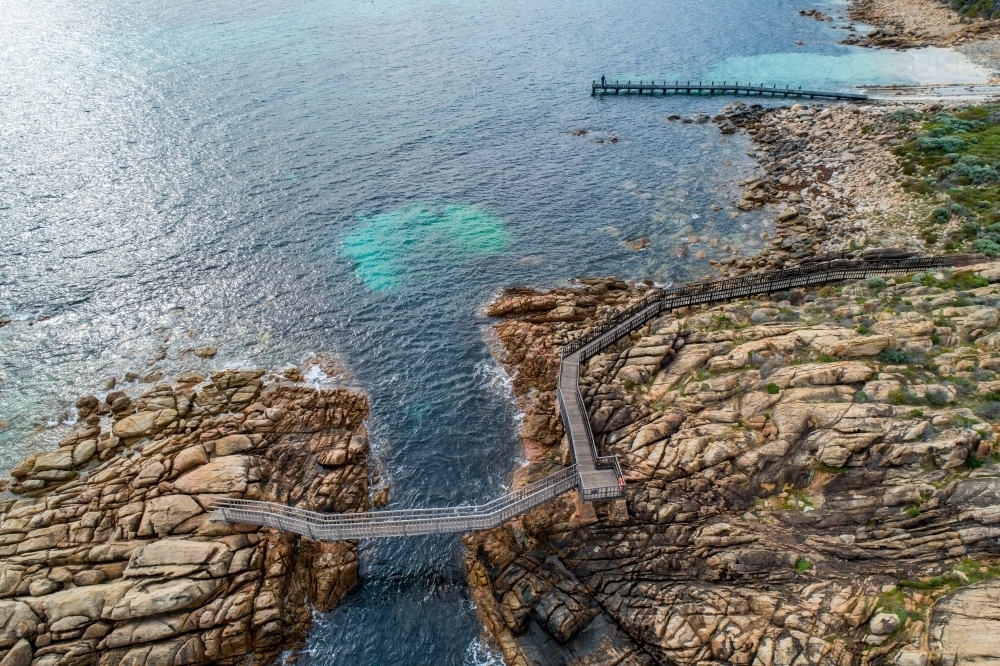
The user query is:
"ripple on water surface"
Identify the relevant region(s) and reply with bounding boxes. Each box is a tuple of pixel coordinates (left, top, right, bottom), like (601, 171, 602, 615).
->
(1, 0, 991, 663)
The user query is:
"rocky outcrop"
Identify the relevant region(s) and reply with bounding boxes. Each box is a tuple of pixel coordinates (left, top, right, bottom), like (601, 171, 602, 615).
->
(928, 578, 1000, 665)
(0, 368, 370, 666)
(707, 102, 936, 277)
(846, 0, 1000, 49)
(469, 264, 1000, 666)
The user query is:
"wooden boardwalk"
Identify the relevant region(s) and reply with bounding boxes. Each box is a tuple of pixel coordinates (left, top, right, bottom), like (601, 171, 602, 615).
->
(591, 80, 868, 101)
(213, 251, 980, 539)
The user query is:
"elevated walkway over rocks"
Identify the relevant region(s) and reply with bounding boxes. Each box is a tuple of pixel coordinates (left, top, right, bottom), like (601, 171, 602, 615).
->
(213, 251, 982, 539)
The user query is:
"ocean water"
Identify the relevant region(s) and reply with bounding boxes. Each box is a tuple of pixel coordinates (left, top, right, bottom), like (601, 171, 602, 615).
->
(0, 0, 986, 663)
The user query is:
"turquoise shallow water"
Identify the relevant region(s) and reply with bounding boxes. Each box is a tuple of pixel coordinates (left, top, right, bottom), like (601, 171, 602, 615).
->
(344, 205, 509, 291)
(0, 0, 983, 663)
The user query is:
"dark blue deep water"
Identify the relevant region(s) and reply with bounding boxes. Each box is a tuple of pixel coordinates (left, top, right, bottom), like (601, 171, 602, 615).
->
(0, 0, 979, 663)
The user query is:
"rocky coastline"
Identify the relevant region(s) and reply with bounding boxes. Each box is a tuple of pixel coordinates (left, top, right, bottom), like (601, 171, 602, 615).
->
(469, 262, 1000, 666)
(845, 0, 1000, 49)
(0, 367, 370, 666)
(467, 95, 1000, 665)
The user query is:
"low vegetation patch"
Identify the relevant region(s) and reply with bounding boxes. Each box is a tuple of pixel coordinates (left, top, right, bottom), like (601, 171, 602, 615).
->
(891, 106, 1000, 255)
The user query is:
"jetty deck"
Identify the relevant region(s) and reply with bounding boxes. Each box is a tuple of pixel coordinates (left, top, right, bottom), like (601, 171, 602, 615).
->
(592, 80, 868, 101)
(212, 252, 979, 540)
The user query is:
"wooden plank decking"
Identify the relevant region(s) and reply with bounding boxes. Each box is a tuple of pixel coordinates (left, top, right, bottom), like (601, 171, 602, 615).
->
(212, 251, 984, 539)
(591, 80, 868, 101)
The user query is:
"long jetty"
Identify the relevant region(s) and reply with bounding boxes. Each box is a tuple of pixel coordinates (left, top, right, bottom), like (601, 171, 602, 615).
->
(591, 79, 868, 101)
(212, 251, 980, 540)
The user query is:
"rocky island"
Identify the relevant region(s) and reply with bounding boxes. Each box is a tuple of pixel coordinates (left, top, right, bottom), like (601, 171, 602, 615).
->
(0, 368, 370, 666)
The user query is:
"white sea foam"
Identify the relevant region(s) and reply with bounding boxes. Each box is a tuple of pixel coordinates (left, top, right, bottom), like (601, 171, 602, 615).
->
(473, 358, 515, 404)
(462, 636, 505, 666)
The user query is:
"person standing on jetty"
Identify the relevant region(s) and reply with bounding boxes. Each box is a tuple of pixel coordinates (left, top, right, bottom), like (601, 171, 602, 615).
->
(601, 74, 605, 85)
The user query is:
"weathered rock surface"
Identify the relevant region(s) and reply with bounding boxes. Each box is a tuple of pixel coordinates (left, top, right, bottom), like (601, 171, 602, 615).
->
(928, 579, 1000, 665)
(469, 264, 1000, 666)
(847, 0, 1000, 50)
(0, 368, 370, 666)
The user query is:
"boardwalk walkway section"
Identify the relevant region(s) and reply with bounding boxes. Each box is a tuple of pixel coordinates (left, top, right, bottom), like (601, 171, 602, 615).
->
(591, 80, 868, 101)
(213, 251, 980, 539)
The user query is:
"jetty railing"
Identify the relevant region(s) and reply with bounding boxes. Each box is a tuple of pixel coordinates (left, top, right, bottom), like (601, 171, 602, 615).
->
(212, 464, 580, 540)
(591, 80, 868, 101)
(213, 251, 983, 539)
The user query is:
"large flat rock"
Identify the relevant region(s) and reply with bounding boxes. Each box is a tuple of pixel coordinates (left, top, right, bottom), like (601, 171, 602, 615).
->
(930, 579, 1000, 666)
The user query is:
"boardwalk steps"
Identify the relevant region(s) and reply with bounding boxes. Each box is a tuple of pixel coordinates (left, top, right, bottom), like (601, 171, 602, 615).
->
(212, 251, 981, 539)
(591, 80, 868, 101)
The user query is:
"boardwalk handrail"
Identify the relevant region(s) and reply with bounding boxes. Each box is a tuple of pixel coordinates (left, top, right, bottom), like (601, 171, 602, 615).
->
(213, 252, 983, 539)
(590, 79, 868, 101)
(560, 254, 967, 358)
(212, 464, 580, 540)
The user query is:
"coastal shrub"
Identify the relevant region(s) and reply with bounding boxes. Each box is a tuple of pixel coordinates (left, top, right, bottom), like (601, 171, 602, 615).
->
(709, 314, 733, 330)
(954, 161, 1000, 184)
(750, 310, 769, 324)
(867, 276, 887, 291)
(974, 401, 1000, 421)
(962, 219, 983, 235)
(974, 238, 1000, 257)
(890, 109, 921, 124)
(777, 307, 799, 322)
(879, 348, 908, 365)
(889, 388, 924, 405)
(765, 382, 780, 395)
(918, 136, 966, 154)
(919, 273, 939, 287)
(854, 390, 869, 403)
(952, 376, 976, 398)
(926, 388, 951, 407)
(961, 220, 983, 239)
(796, 558, 814, 573)
(944, 271, 990, 289)
(929, 115, 981, 134)
(931, 207, 951, 224)
(889, 388, 923, 406)
(972, 368, 996, 382)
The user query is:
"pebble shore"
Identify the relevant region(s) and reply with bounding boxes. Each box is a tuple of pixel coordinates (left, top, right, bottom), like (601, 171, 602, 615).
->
(708, 101, 929, 276)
